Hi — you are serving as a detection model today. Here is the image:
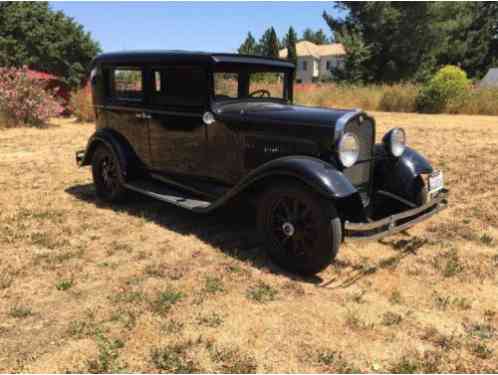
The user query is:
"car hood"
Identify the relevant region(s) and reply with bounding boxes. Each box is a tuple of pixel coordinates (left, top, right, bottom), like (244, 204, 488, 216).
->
(212, 101, 356, 128)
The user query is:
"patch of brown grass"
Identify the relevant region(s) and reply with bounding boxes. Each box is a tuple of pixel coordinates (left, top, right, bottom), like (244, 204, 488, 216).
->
(1, 113, 498, 372)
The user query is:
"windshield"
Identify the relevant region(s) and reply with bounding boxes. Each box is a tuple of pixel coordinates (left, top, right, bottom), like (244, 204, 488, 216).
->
(213, 70, 288, 102)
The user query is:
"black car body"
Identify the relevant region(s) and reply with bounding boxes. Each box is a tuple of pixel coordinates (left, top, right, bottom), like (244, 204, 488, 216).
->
(76, 51, 447, 275)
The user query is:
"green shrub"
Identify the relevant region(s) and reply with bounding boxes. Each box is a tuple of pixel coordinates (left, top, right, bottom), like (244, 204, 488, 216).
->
(416, 65, 471, 113)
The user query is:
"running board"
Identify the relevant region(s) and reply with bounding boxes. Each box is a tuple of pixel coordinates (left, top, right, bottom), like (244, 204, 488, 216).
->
(124, 178, 212, 212)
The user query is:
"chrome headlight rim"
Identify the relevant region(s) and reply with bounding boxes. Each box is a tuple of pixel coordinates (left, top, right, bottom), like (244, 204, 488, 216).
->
(384, 128, 406, 157)
(337, 132, 360, 168)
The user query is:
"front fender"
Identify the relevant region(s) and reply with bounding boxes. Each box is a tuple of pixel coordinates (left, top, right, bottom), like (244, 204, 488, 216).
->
(208, 156, 357, 212)
(244, 155, 357, 199)
(374, 145, 433, 202)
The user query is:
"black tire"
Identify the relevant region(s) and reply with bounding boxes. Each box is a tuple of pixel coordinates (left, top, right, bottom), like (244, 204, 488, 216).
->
(257, 182, 341, 275)
(91, 144, 127, 203)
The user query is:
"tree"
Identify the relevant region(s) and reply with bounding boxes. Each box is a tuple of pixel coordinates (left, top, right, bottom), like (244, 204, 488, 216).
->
(323, 2, 498, 82)
(259, 27, 280, 58)
(302, 28, 329, 45)
(238, 32, 258, 55)
(331, 27, 371, 83)
(284, 27, 298, 66)
(0, 2, 101, 88)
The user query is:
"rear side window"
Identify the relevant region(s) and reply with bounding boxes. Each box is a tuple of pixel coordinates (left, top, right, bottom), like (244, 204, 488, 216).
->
(150, 66, 206, 108)
(111, 67, 143, 101)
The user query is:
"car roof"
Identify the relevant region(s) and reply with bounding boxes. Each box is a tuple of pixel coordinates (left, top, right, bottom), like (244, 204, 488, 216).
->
(92, 50, 295, 69)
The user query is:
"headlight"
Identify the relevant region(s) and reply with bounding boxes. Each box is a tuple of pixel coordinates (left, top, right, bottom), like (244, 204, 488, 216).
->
(338, 132, 360, 168)
(383, 128, 406, 157)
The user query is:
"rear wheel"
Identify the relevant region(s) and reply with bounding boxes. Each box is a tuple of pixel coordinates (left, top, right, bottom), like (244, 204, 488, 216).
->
(257, 182, 341, 275)
(91, 144, 127, 203)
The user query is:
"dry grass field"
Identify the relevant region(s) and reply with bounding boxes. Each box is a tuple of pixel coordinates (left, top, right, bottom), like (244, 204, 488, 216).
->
(1, 112, 498, 373)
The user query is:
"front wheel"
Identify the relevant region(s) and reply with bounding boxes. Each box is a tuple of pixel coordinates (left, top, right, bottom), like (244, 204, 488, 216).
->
(257, 182, 341, 275)
(91, 144, 127, 203)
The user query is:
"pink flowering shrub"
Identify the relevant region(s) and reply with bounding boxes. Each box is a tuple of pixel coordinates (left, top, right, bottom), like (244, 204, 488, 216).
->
(0, 67, 63, 127)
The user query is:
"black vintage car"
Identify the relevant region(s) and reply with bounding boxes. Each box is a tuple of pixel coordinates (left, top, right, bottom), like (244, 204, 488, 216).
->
(76, 51, 447, 275)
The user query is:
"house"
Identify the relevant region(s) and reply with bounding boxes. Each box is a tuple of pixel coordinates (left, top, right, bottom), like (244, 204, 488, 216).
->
(479, 68, 498, 88)
(279, 40, 346, 83)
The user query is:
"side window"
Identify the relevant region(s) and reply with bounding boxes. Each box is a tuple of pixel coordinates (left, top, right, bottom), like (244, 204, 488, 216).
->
(302, 61, 308, 71)
(326, 60, 331, 70)
(150, 66, 206, 108)
(213, 73, 239, 99)
(111, 67, 143, 101)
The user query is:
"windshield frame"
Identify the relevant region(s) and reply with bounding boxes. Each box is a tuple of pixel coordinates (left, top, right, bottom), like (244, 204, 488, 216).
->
(209, 63, 294, 105)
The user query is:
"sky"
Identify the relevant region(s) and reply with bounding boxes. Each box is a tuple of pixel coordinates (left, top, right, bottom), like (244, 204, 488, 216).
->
(50, 2, 342, 53)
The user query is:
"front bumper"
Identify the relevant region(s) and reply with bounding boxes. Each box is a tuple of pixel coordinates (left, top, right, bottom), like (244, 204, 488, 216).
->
(344, 189, 448, 240)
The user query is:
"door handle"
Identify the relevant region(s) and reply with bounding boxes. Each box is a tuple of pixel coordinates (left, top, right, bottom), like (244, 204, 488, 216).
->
(135, 112, 151, 120)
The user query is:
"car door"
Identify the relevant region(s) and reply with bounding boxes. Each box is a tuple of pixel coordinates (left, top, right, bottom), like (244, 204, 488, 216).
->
(147, 66, 208, 177)
(104, 66, 151, 167)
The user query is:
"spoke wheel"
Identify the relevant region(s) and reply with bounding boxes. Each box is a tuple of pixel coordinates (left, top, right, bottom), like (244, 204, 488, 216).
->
(258, 182, 341, 275)
(92, 145, 127, 203)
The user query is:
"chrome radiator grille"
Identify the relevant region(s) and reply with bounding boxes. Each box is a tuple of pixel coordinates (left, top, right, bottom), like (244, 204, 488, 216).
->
(342, 117, 375, 203)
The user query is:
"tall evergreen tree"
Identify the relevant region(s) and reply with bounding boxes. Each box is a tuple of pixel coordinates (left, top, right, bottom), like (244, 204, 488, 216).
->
(259, 27, 279, 58)
(238, 32, 258, 55)
(0, 2, 101, 87)
(302, 28, 329, 45)
(284, 27, 298, 67)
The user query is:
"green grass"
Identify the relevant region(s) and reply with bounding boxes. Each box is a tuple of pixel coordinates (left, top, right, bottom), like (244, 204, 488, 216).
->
(56, 279, 73, 291)
(246, 281, 278, 303)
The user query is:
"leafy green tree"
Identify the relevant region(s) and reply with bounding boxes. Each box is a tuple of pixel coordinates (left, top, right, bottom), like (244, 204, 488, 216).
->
(302, 28, 330, 45)
(0, 2, 101, 88)
(331, 26, 371, 83)
(324, 2, 442, 83)
(323, 2, 498, 82)
(238, 32, 258, 55)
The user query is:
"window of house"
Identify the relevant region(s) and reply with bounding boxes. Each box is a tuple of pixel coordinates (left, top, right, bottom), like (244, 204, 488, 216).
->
(112, 68, 143, 100)
(326, 60, 331, 70)
(302, 61, 308, 71)
(150, 66, 207, 107)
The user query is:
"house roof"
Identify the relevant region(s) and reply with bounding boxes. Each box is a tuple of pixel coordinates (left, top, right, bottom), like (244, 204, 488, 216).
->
(279, 41, 345, 59)
(479, 68, 498, 87)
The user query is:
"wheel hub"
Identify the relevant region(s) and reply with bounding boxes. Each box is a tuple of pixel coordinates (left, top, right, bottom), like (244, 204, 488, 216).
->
(282, 222, 295, 237)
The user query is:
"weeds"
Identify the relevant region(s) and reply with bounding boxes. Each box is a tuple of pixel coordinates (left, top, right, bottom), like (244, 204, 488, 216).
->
(203, 276, 224, 294)
(246, 281, 278, 303)
(468, 341, 493, 359)
(197, 312, 223, 328)
(56, 279, 73, 291)
(150, 288, 185, 314)
(382, 312, 403, 326)
(316, 350, 358, 373)
(87, 331, 126, 373)
(389, 290, 403, 305)
(9, 305, 32, 319)
(208, 345, 257, 373)
(151, 342, 199, 373)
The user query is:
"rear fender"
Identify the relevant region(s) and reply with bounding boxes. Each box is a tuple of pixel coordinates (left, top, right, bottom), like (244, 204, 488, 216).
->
(79, 128, 140, 181)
